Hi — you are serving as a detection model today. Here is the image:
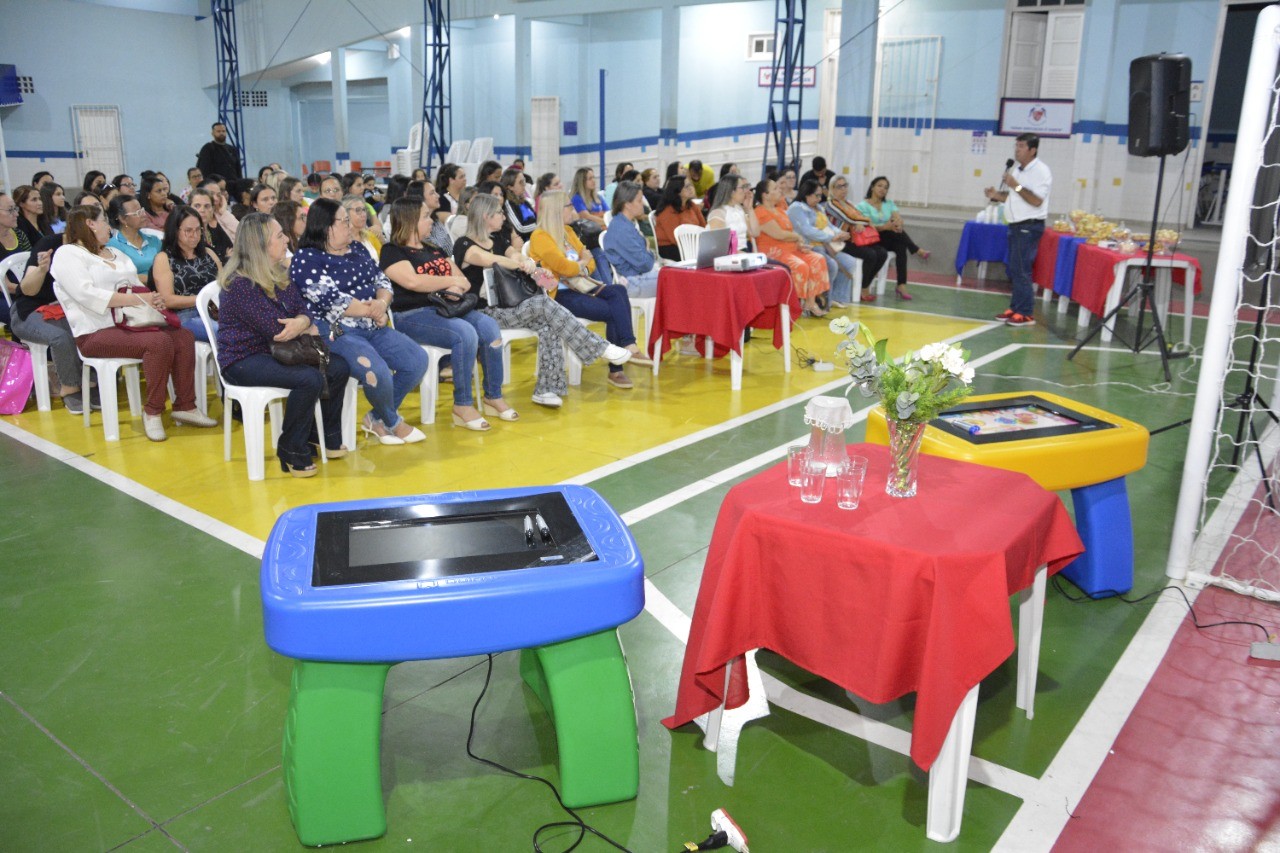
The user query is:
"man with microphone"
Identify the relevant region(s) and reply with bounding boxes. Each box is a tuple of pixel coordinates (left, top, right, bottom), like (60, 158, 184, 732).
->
(984, 133, 1051, 327)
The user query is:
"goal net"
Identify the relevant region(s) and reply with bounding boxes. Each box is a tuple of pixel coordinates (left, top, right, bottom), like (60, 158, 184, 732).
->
(1168, 7, 1280, 601)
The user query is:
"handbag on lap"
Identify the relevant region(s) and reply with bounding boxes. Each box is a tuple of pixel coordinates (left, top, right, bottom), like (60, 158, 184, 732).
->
(488, 265, 541, 309)
(112, 284, 180, 332)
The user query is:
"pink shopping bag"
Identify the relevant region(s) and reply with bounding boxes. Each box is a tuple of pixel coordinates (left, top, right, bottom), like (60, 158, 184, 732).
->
(0, 339, 34, 414)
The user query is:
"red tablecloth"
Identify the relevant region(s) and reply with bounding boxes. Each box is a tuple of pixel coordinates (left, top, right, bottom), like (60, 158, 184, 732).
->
(1032, 231, 1066, 291)
(648, 266, 799, 359)
(1070, 244, 1202, 317)
(663, 444, 1084, 771)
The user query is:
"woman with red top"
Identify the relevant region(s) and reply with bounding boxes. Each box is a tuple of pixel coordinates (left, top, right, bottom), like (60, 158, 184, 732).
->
(653, 176, 705, 262)
(753, 179, 829, 317)
(138, 175, 174, 231)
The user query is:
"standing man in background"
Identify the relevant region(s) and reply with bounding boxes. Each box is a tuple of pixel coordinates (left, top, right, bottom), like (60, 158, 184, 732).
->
(197, 122, 243, 183)
(984, 132, 1050, 327)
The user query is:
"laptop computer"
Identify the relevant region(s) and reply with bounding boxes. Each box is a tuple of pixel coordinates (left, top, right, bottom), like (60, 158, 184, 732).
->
(671, 227, 732, 270)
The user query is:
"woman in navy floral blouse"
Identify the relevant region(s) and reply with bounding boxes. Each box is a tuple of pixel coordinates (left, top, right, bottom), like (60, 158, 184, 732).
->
(291, 198, 428, 445)
(216, 213, 351, 477)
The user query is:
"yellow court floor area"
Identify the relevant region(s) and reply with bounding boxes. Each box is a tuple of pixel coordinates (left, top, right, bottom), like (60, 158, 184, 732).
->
(2, 308, 986, 541)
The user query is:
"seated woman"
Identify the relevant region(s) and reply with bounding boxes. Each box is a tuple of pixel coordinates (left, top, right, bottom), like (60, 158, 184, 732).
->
(856, 175, 930, 300)
(568, 167, 613, 284)
(380, 195, 516, 430)
(776, 167, 798, 204)
(447, 187, 477, 243)
(39, 183, 68, 235)
(342, 195, 382, 259)
(501, 168, 538, 242)
(653, 176, 705, 262)
(271, 200, 306, 256)
(50, 205, 217, 441)
(476, 160, 503, 187)
(13, 185, 47, 246)
(138, 175, 174, 232)
(410, 167, 429, 184)
(292, 198, 428, 445)
(106, 195, 162, 284)
(530, 190, 649, 390)
(601, 161, 633, 210)
(706, 175, 761, 254)
(318, 174, 345, 205)
(604, 181, 659, 299)
(6, 191, 88, 413)
(278, 177, 307, 208)
(216, 213, 351, 477)
(433, 163, 466, 223)
(152, 204, 222, 342)
(189, 188, 233, 263)
(753, 179, 830, 317)
(639, 168, 662, 211)
(249, 183, 278, 217)
(83, 171, 107, 195)
(787, 178, 858, 308)
(823, 175, 890, 304)
(453, 194, 635, 408)
(534, 172, 562, 209)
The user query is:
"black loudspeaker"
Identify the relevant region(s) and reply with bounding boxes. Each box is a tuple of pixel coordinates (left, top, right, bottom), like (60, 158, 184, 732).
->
(1128, 54, 1191, 157)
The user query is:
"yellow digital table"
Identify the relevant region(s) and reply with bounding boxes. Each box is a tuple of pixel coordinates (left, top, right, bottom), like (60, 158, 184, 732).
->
(867, 391, 1149, 597)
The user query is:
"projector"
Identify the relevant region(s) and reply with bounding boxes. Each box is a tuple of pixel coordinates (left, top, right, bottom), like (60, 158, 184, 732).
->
(714, 252, 768, 272)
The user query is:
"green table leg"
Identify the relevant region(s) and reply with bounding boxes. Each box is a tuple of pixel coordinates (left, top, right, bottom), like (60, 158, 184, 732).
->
(282, 660, 392, 846)
(520, 629, 639, 808)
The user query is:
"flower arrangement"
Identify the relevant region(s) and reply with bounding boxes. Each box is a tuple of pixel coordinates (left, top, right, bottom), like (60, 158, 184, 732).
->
(829, 317, 975, 422)
(829, 318, 975, 497)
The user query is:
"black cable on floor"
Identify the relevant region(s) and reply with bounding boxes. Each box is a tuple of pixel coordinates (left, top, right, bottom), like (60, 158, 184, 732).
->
(1051, 576, 1273, 642)
(465, 654, 634, 853)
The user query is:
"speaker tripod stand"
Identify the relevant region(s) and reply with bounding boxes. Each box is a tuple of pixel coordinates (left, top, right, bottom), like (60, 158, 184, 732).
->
(1068, 153, 1188, 383)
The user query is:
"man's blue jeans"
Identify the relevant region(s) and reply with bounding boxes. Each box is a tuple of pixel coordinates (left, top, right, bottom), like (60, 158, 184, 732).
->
(1007, 220, 1044, 316)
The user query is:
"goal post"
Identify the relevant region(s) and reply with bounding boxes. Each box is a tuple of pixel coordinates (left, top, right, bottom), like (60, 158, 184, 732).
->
(1168, 6, 1280, 593)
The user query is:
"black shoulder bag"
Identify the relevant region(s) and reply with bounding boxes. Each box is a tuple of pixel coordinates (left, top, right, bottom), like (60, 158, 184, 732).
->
(489, 265, 541, 309)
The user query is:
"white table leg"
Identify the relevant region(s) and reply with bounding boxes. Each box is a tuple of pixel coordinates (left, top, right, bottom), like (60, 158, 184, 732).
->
(1184, 265, 1195, 349)
(1016, 565, 1047, 719)
(652, 335, 663, 378)
(781, 305, 791, 374)
(697, 650, 771, 786)
(705, 336, 715, 360)
(1057, 294, 1069, 315)
(1077, 306, 1091, 332)
(926, 683, 979, 843)
(730, 351, 743, 390)
(1042, 286, 1053, 304)
(955, 274, 963, 286)
(977, 261, 988, 281)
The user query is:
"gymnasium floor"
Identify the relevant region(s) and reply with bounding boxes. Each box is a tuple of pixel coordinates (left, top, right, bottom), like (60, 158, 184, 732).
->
(3, 277, 1277, 851)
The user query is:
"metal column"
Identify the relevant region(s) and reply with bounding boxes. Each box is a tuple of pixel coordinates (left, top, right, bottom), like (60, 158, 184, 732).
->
(419, 0, 452, 170)
(212, 0, 247, 176)
(763, 0, 806, 178)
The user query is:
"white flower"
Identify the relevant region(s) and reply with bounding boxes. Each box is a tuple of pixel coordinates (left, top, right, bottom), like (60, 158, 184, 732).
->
(941, 347, 967, 376)
(918, 342, 948, 363)
(960, 366, 975, 385)
(829, 316, 854, 335)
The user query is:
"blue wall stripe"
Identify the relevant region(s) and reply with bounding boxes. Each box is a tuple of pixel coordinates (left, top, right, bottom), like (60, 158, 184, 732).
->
(5, 150, 78, 159)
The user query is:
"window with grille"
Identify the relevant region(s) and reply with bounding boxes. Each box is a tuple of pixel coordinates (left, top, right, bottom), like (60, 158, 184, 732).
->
(17, 76, 33, 94)
(747, 34, 775, 61)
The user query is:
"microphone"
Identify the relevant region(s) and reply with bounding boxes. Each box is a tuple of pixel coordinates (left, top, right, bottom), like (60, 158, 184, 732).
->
(995, 158, 1016, 195)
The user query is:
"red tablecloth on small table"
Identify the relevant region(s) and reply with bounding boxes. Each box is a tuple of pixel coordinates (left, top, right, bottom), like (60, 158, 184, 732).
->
(1070, 244, 1202, 317)
(663, 444, 1084, 770)
(648, 265, 799, 359)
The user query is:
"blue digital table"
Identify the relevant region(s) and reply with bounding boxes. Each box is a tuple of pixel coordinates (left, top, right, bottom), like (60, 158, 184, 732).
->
(261, 485, 645, 846)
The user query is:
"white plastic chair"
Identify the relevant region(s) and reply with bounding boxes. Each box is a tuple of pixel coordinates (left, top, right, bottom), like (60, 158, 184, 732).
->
(197, 282, 329, 482)
(674, 224, 704, 262)
(0, 251, 52, 410)
(444, 139, 471, 165)
(386, 309, 450, 426)
(481, 268, 538, 385)
(141, 228, 163, 241)
(599, 228, 656, 357)
(78, 350, 143, 441)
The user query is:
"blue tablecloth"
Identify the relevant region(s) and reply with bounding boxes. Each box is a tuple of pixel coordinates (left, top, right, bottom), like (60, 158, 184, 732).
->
(1051, 236, 1086, 297)
(954, 221, 1009, 276)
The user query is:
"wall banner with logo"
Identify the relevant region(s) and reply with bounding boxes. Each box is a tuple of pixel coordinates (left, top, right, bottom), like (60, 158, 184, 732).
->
(997, 99, 1074, 138)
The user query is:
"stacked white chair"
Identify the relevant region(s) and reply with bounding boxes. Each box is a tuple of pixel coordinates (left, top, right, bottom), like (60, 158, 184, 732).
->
(0, 251, 52, 411)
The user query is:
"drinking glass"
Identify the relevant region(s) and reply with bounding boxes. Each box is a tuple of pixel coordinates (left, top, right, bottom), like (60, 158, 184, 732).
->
(787, 444, 811, 486)
(799, 461, 826, 504)
(836, 456, 868, 510)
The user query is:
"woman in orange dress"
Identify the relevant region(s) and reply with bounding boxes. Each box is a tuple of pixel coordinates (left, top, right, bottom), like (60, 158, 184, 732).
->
(753, 178, 829, 316)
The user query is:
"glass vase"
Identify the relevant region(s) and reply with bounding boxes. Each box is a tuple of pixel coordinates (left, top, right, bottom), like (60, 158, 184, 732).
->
(885, 419, 925, 498)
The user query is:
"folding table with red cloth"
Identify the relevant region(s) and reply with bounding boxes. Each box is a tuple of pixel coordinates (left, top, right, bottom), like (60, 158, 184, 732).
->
(663, 444, 1083, 838)
(1069, 243, 1202, 346)
(647, 265, 798, 387)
